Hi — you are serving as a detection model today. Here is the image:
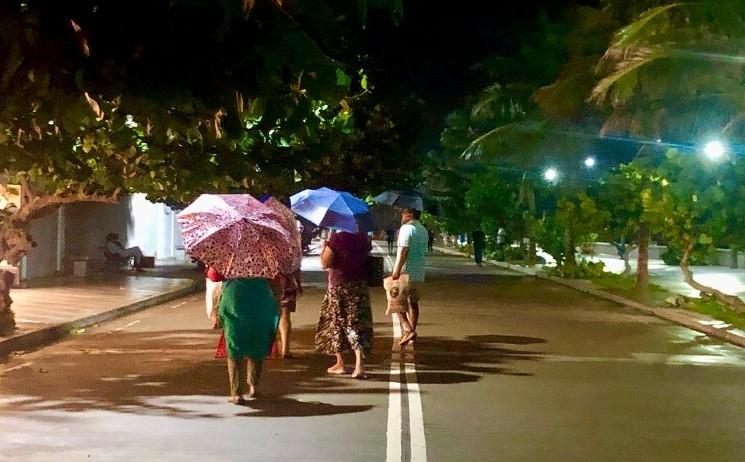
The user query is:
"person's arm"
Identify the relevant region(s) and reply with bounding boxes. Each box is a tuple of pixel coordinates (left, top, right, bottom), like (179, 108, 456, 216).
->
(205, 280, 222, 329)
(392, 246, 408, 280)
(293, 270, 303, 296)
(392, 225, 412, 279)
(320, 242, 334, 269)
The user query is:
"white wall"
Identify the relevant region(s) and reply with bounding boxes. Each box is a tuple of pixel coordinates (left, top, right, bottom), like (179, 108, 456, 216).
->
(21, 194, 188, 280)
(24, 212, 59, 279)
(129, 193, 186, 260)
(129, 194, 159, 256)
(66, 199, 131, 268)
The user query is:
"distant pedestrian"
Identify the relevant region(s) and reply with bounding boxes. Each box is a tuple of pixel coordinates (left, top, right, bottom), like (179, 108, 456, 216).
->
(392, 208, 428, 346)
(496, 227, 507, 260)
(427, 228, 435, 253)
(473, 229, 486, 267)
(386, 225, 396, 254)
(208, 267, 280, 404)
(315, 231, 373, 379)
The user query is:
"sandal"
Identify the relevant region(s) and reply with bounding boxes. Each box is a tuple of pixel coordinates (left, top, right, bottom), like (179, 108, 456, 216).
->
(228, 396, 247, 405)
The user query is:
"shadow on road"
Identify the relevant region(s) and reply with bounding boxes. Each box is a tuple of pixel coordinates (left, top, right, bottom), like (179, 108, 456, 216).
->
(0, 324, 545, 418)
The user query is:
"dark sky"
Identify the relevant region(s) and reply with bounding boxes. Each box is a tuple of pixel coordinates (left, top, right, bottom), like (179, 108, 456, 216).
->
(365, 0, 592, 110)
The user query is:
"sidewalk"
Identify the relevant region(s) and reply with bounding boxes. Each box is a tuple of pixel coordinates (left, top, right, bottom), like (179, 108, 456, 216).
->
(436, 246, 745, 349)
(589, 252, 745, 300)
(0, 271, 200, 359)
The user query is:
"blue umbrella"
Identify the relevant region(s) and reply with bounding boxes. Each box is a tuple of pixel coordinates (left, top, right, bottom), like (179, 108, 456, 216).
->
(373, 190, 423, 210)
(290, 187, 377, 233)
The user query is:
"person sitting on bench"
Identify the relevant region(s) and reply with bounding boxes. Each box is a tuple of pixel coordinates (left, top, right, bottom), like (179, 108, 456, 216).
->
(105, 233, 145, 272)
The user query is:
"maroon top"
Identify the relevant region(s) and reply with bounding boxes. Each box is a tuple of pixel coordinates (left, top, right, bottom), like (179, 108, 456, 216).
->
(327, 232, 371, 287)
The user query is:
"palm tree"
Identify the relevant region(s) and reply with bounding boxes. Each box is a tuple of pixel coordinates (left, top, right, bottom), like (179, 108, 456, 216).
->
(591, 0, 745, 307)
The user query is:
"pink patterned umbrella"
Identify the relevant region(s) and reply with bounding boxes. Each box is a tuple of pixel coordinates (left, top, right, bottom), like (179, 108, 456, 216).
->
(176, 194, 294, 279)
(262, 197, 303, 272)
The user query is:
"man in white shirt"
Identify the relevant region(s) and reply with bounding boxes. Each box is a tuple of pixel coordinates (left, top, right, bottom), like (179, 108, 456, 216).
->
(391, 208, 428, 346)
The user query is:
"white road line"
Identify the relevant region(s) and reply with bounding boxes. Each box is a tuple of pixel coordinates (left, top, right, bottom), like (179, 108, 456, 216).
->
(169, 300, 188, 309)
(384, 244, 404, 462)
(387, 360, 403, 462)
(114, 319, 141, 331)
(0, 362, 32, 375)
(380, 242, 428, 462)
(405, 360, 428, 462)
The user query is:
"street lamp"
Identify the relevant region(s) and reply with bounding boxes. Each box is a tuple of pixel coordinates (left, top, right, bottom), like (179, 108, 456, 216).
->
(543, 167, 559, 183)
(704, 140, 725, 161)
(583, 156, 596, 168)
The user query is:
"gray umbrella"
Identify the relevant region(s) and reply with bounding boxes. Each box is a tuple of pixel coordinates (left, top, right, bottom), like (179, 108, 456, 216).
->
(373, 191, 423, 210)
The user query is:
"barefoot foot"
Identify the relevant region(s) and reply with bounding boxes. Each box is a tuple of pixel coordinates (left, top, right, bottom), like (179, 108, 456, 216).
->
(327, 365, 347, 375)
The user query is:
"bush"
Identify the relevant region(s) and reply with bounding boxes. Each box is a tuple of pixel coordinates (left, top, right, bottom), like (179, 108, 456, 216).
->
(660, 247, 711, 266)
(550, 260, 606, 279)
(503, 245, 525, 262)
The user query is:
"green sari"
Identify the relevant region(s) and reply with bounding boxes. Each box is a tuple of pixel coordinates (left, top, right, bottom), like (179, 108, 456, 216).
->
(219, 278, 279, 360)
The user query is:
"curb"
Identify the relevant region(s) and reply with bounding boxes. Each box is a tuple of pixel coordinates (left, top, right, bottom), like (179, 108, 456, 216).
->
(0, 280, 201, 359)
(435, 246, 745, 349)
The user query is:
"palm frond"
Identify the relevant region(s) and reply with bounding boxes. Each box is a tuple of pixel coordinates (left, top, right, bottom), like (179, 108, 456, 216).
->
(470, 84, 504, 118)
(612, 2, 692, 49)
(590, 46, 671, 104)
(461, 119, 547, 162)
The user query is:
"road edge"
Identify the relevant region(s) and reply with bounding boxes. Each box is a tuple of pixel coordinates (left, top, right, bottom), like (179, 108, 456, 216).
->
(0, 280, 201, 359)
(434, 246, 745, 349)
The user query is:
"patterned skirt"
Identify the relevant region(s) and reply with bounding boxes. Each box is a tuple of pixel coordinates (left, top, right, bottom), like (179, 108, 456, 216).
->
(315, 281, 374, 355)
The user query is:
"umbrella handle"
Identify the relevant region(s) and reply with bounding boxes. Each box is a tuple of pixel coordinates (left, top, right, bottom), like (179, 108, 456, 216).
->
(225, 253, 235, 276)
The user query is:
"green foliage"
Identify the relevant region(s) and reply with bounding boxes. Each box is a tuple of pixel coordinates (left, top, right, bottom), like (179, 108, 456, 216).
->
(0, 1, 416, 205)
(640, 149, 745, 265)
(660, 246, 711, 266)
(596, 162, 652, 246)
(548, 260, 606, 279)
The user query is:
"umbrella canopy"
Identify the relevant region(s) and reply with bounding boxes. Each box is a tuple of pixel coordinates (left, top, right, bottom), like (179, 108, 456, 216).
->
(290, 187, 376, 233)
(261, 196, 303, 272)
(373, 190, 423, 210)
(176, 194, 294, 279)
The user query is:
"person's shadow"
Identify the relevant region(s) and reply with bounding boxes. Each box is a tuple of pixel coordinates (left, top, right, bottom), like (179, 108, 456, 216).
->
(0, 325, 545, 419)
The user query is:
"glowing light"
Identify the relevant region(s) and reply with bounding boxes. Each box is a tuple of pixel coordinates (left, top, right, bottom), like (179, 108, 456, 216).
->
(543, 168, 559, 182)
(583, 156, 596, 168)
(704, 140, 725, 160)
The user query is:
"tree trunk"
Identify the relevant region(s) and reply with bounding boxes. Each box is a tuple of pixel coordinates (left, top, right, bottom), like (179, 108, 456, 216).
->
(730, 245, 738, 269)
(526, 184, 537, 265)
(636, 222, 650, 289)
(681, 241, 745, 313)
(621, 245, 636, 276)
(528, 240, 537, 265)
(0, 270, 16, 336)
(0, 187, 121, 336)
(563, 227, 576, 267)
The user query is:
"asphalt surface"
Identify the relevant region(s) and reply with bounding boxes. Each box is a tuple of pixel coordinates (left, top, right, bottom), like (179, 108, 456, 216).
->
(1, 253, 745, 461)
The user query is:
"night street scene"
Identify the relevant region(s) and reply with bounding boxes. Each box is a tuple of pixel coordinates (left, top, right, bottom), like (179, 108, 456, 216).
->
(2, 1, 745, 461)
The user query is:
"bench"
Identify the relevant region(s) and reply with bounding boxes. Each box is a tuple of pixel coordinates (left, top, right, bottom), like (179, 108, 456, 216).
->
(100, 246, 133, 273)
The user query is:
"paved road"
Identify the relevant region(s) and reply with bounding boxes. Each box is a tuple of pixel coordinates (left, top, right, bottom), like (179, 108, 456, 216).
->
(1, 253, 745, 461)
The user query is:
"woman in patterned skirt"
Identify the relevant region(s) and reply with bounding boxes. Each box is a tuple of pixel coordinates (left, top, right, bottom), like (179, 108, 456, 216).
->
(315, 231, 373, 379)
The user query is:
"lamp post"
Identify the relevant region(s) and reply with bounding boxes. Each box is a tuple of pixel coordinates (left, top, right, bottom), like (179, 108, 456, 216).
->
(543, 167, 559, 183)
(704, 140, 725, 161)
(583, 156, 596, 168)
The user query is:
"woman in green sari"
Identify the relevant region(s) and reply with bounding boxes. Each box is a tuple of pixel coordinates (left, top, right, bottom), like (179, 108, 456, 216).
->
(209, 267, 280, 404)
